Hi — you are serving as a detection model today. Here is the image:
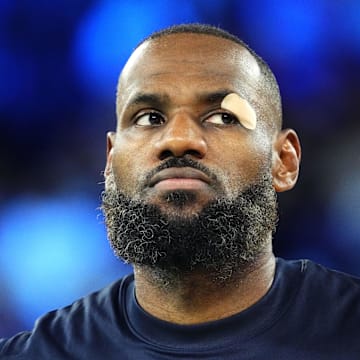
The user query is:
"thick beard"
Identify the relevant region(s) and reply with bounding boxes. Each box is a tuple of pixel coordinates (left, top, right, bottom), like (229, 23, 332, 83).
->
(101, 172, 278, 284)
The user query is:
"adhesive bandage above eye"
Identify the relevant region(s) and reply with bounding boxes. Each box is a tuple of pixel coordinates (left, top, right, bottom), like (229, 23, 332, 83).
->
(220, 93, 257, 130)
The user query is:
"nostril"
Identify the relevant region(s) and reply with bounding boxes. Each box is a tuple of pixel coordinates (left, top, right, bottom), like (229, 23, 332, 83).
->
(159, 150, 173, 161)
(159, 149, 203, 160)
(186, 150, 202, 158)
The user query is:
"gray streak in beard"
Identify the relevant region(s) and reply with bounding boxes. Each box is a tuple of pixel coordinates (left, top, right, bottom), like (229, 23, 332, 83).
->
(101, 171, 278, 286)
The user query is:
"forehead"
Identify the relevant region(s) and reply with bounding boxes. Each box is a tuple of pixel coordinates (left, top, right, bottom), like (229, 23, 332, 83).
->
(117, 33, 261, 109)
(119, 33, 260, 88)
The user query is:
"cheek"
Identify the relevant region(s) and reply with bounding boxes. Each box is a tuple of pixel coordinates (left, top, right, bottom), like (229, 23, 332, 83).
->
(210, 135, 271, 195)
(110, 135, 152, 195)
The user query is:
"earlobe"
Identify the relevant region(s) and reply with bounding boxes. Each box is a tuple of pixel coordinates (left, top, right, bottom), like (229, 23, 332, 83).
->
(105, 131, 116, 177)
(272, 129, 301, 192)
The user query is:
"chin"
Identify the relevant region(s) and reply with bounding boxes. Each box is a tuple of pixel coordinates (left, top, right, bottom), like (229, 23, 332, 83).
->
(148, 190, 213, 219)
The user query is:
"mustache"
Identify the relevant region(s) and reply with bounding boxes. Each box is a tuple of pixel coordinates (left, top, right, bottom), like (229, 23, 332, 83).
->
(143, 156, 219, 187)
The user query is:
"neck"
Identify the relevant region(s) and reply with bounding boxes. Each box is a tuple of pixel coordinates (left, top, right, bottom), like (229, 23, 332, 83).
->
(133, 249, 276, 325)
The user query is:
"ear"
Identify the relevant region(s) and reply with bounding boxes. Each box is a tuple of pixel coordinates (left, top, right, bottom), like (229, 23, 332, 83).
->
(272, 129, 301, 192)
(104, 131, 116, 177)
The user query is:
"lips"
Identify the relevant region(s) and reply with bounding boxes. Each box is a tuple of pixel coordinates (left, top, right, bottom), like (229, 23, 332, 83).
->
(149, 167, 211, 188)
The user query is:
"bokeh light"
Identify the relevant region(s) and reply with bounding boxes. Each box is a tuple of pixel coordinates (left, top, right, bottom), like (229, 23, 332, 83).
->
(72, 0, 199, 99)
(0, 194, 131, 328)
(1, 0, 359, 338)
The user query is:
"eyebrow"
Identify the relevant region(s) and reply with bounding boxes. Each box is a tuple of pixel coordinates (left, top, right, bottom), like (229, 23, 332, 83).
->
(126, 89, 233, 109)
(198, 89, 232, 104)
(127, 93, 168, 109)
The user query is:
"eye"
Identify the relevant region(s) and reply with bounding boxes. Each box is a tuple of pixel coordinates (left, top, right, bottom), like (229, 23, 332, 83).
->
(135, 112, 165, 127)
(204, 112, 239, 125)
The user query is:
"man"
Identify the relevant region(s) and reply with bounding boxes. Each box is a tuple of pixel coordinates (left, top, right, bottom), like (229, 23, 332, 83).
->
(1, 23, 359, 359)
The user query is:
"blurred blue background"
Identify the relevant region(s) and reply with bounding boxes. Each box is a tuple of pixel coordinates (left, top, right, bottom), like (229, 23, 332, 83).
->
(1, 0, 359, 337)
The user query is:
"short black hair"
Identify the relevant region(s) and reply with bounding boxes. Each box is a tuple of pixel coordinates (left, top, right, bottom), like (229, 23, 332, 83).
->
(135, 23, 282, 130)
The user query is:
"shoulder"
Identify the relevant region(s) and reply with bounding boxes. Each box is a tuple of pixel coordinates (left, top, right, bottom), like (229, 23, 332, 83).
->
(297, 258, 360, 290)
(278, 257, 360, 296)
(301, 259, 360, 306)
(0, 274, 134, 359)
(278, 258, 360, 323)
(278, 257, 360, 287)
(275, 259, 360, 354)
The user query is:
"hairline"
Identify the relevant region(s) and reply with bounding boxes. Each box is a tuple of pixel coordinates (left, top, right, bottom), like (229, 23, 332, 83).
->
(123, 23, 283, 131)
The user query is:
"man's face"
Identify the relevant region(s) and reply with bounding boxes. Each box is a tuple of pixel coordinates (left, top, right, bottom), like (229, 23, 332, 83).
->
(107, 34, 274, 217)
(103, 34, 279, 280)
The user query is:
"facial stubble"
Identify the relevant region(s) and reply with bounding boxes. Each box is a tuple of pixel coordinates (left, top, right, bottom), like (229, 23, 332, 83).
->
(101, 170, 278, 284)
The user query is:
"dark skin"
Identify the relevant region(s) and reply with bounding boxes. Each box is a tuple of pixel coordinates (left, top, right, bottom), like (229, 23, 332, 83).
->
(105, 33, 301, 325)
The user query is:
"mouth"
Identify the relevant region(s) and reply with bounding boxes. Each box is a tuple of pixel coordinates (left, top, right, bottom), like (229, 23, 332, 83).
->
(148, 167, 211, 191)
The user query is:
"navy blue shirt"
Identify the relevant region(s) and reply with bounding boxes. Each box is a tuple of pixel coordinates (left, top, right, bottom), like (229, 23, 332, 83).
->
(1, 258, 360, 359)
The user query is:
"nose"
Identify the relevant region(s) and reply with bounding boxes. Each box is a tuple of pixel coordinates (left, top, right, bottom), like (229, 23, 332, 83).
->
(154, 112, 207, 160)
